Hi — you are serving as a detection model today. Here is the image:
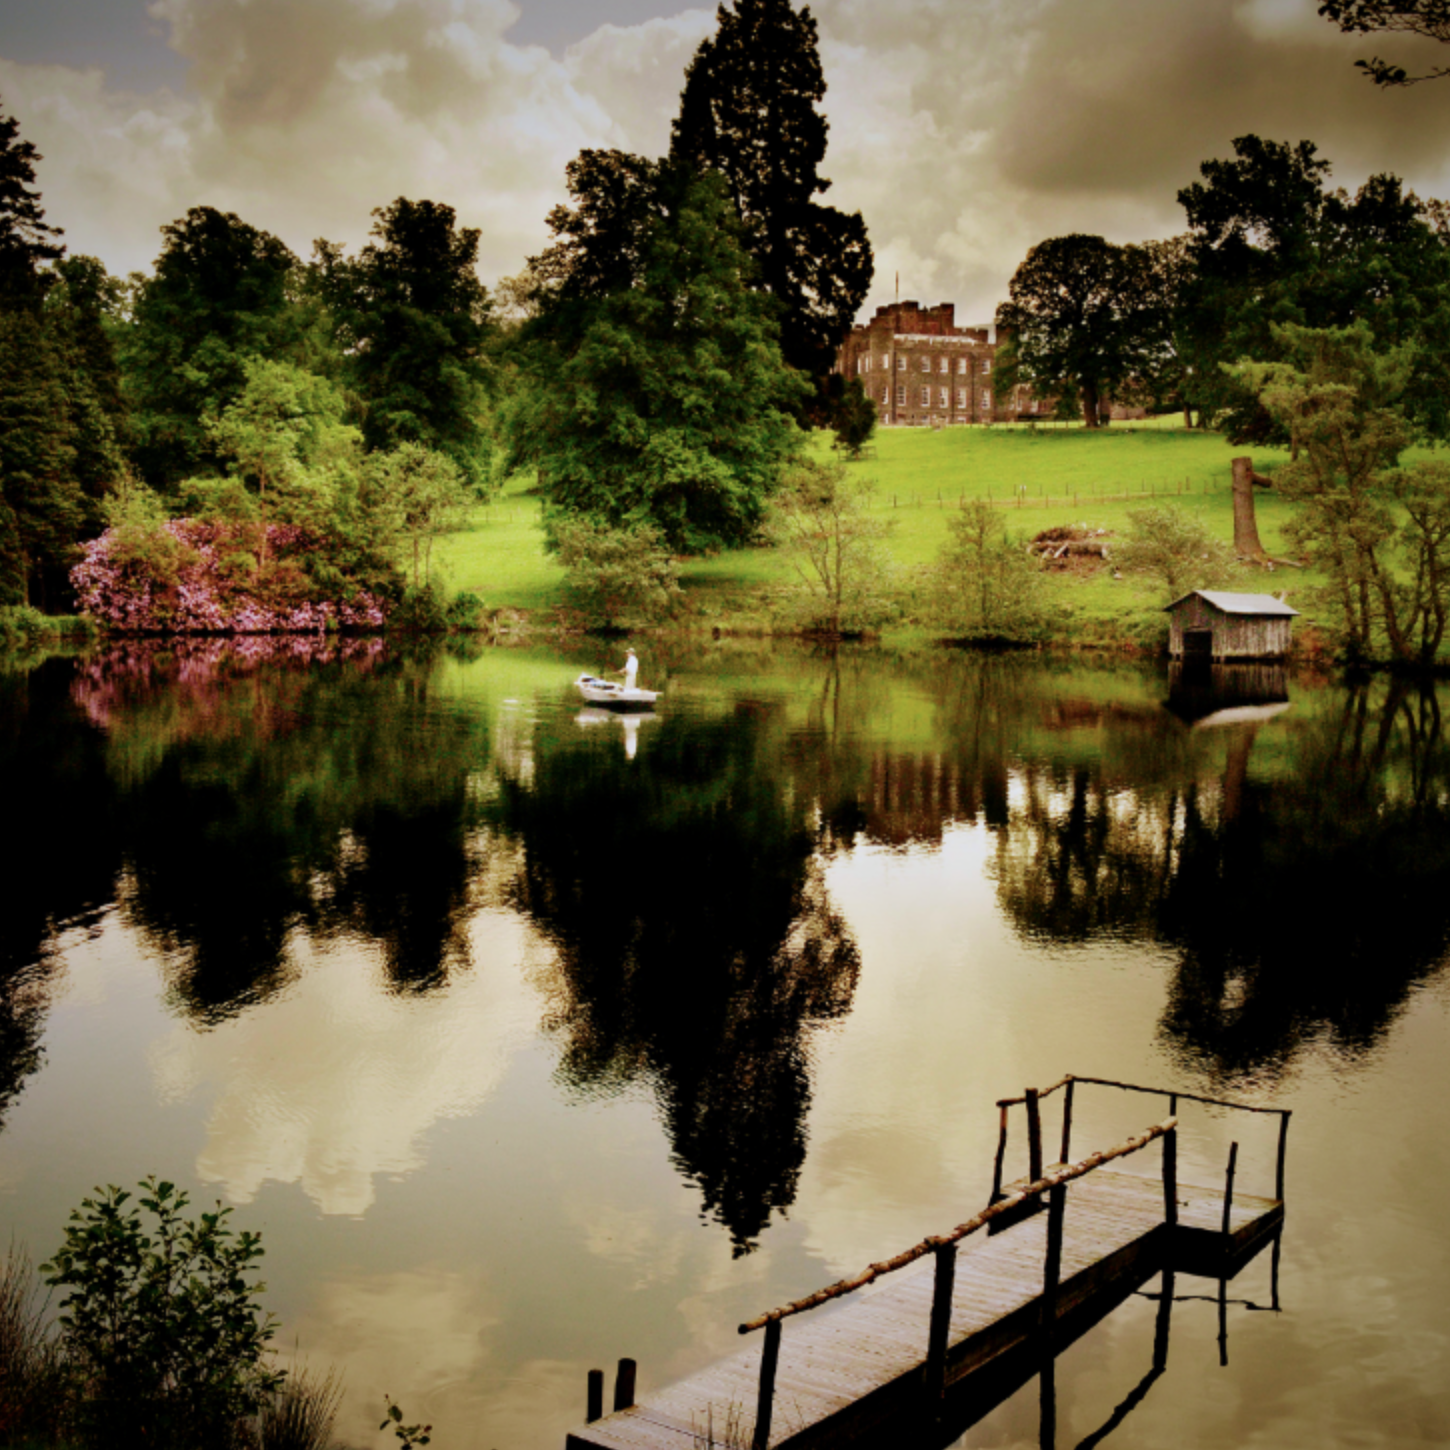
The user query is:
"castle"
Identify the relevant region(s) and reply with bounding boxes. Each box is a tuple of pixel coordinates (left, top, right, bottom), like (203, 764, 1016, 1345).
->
(834, 300, 1147, 427)
(834, 301, 1030, 428)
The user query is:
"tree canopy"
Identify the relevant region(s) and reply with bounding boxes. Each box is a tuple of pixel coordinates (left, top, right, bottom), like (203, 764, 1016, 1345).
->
(509, 166, 805, 553)
(669, 0, 872, 384)
(1319, 0, 1450, 84)
(0, 97, 64, 310)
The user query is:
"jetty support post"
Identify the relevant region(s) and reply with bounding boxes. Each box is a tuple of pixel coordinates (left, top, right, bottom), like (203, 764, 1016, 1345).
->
(752, 1319, 781, 1450)
(991, 1104, 1009, 1203)
(1041, 1181, 1067, 1333)
(1026, 1087, 1043, 1187)
(1162, 1123, 1178, 1227)
(1059, 1077, 1076, 1167)
(613, 1358, 636, 1413)
(1153, 1268, 1175, 1373)
(1275, 1110, 1291, 1202)
(586, 1369, 604, 1424)
(1221, 1143, 1239, 1239)
(925, 1239, 958, 1406)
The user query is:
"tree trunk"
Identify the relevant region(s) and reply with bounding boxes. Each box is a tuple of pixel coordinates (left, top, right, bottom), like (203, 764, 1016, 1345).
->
(1081, 379, 1101, 429)
(1231, 456, 1272, 558)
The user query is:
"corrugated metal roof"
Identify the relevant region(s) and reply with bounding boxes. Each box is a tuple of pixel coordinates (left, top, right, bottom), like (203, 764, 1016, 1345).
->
(1163, 590, 1300, 617)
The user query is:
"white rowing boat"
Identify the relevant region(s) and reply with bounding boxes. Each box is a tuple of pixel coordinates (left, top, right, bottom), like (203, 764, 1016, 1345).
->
(574, 673, 660, 711)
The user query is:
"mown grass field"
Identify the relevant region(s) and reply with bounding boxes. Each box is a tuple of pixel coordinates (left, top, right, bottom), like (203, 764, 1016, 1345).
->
(437, 422, 1318, 646)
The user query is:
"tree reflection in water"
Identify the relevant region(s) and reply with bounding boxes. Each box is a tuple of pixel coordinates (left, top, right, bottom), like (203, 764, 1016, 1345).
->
(499, 699, 861, 1256)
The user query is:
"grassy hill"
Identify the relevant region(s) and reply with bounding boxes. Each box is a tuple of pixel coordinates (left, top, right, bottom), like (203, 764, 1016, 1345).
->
(437, 422, 1315, 649)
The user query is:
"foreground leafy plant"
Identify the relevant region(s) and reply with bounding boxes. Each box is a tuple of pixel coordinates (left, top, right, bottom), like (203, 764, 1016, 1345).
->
(41, 1176, 284, 1448)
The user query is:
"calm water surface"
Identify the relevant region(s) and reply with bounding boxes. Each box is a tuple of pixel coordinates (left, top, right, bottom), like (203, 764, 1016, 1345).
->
(2, 639, 1448, 1449)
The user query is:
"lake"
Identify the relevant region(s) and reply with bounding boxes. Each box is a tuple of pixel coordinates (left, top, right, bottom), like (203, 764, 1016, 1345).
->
(2, 637, 1448, 1449)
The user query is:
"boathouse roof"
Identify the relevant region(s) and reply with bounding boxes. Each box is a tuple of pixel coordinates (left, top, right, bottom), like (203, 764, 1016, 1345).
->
(1163, 590, 1300, 617)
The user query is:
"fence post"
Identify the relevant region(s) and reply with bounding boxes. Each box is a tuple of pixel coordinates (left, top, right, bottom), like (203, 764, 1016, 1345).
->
(925, 1240, 958, 1405)
(1059, 1078, 1075, 1166)
(1163, 1125, 1178, 1227)
(1221, 1142, 1239, 1239)
(991, 1105, 1009, 1203)
(1041, 1181, 1067, 1332)
(586, 1369, 604, 1423)
(1026, 1088, 1043, 1186)
(753, 1319, 781, 1450)
(613, 1358, 637, 1413)
(1275, 1111, 1291, 1202)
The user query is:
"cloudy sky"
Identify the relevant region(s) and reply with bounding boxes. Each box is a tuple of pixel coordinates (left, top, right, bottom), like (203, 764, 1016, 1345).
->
(4, 0, 1450, 322)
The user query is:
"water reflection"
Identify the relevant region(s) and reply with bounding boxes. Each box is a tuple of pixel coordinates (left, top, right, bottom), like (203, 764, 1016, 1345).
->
(500, 700, 861, 1255)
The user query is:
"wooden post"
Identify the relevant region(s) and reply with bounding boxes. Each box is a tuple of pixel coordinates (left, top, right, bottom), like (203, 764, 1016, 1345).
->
(1275, 1111, 1291, 1202)
(753, 1319, 781, 1450)
(1217, 1272, 1229, 1367)
(925, 1240, 958, 1405)
(1041, 1182, 1067, 1332)
(991, 1105, 1009, 1203)
(613, 1358, 637, 1413)
(1221, 1142, 1239, 1239)
(1026, 1087, 1043, 1186)
(1153, 1267, 1175, 1372)
(587, 1369, 604, 1423)
(1059, 1078, 1075, 1166)
(1163, 1125, 1178, 1227)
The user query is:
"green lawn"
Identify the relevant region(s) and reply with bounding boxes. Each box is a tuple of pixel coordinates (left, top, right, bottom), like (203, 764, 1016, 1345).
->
(437, 423, 1318, 644)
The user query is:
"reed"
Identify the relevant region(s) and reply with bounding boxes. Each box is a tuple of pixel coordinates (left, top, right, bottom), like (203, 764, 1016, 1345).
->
(257, 1365, 345, 1450)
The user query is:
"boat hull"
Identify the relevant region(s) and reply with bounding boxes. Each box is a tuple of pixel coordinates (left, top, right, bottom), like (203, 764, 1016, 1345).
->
(574, 674, 660, 711)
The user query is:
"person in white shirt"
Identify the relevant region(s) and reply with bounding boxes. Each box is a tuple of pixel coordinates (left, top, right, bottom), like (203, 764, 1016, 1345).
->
(615, 647, 639, 691)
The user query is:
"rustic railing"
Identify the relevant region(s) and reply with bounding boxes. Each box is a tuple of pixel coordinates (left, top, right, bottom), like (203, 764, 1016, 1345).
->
(991, 1074, 1292, 1207)
(736, 1116, 1179, 1450)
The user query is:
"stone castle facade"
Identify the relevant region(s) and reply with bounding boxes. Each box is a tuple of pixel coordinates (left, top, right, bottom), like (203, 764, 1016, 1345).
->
(834, 301, 1034, 428)
(834, 300, 1146, 427)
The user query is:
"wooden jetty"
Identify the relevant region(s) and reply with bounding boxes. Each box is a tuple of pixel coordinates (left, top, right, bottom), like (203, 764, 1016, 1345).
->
(566, 1075, 1289, 1450)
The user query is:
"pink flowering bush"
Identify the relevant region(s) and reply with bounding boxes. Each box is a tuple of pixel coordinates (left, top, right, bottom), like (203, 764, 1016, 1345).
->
(72, 519, 389, 634)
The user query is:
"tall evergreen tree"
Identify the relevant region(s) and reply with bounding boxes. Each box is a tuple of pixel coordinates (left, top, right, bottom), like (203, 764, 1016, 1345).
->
(316, 198, 493, 489)
(0, 98, 64, 311)
(669, 0, 872, 385)
(122, 207, 299, 493)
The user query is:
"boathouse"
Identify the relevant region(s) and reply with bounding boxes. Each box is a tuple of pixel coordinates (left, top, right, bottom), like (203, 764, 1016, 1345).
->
(1164, 591, 1298, 661)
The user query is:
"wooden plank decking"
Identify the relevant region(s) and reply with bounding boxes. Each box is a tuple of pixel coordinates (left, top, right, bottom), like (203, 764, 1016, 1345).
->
(566, 1170, 1282, 1450)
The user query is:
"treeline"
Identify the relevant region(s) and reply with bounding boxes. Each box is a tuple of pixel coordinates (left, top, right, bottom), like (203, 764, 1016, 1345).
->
(997, 135, 1450, 441)
(0, 0, 874, 628)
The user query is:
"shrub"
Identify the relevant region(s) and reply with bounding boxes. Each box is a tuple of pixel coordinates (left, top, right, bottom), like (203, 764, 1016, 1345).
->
(41, 1177, 284, 1449)
(445, 590, 485, 631)
(71, 519, 388, 634)
(930, 502, 1058, 643)
(389, 583, 450, 634)
(551, 516, 682, 629)
(1115, 504, 1236, 601)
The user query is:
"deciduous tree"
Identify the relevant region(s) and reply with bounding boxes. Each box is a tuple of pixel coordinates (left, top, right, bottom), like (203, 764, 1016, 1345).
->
(1319, 0, 1450, 84)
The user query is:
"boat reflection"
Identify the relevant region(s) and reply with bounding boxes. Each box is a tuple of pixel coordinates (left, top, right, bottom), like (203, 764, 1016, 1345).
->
(574, 707, 659, 761)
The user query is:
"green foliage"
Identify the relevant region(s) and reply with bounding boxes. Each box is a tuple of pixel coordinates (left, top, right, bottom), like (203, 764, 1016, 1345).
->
(511, 167, 806, 552)
(1177, 136, 1450, 441)
(930, 501, 1057, 641)
(316, 198, 494, 490)
(361, 441, 472, 590)
(831, 377, 876, 459)
(0, 308, 87, 605)
(996, 234, 1160, 428)
(122, 207, 300, 492)
(446, 589, 485, 630)
(380, 1396, 432, 1449)
(765, 459, 896, 634)
(1115, 504, 1237, 601)
(0, 1245, 64, 1445)
(41, 1176, 284, 1448)
(1229, 321, 1450, 664)
(0, 96, 65, 309)
(551, 516, 682, 629)
(669, 0, 873, 383)
(1319, 0, 1450, 85)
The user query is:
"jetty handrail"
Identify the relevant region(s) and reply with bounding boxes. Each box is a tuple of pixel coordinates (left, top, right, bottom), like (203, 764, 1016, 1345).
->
(1068, 1074, 1292, 1119)
(738, 1116, 1176, 1335)
(996, 1074, 1073, 1108)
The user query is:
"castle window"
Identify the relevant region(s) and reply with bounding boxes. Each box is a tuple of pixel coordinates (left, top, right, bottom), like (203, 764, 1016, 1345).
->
(920, 356, 930, 372)
(939, 388, 949, 408)
(939, 357, 949, 374)
(957, 389, 967, 409)
(982, 391, 993, 409)
(958, 358, 968, 375)
(897, 385, 907, 405)
(882, 385, 890, 404)
(919, 386, 930, 406)
(982, 359, 992, 375)
(898, 355, 907, 371)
